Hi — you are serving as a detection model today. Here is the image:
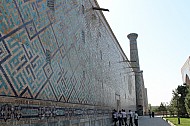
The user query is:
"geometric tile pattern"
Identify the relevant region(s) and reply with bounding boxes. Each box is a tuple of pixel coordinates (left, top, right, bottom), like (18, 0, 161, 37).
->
(0, 0, 136, 125)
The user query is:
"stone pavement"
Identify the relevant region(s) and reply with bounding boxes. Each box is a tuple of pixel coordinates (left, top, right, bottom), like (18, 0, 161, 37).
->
(138, 116, 171, 126)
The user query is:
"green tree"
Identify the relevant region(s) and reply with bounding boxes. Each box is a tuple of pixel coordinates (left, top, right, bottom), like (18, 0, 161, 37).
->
(152, 107, 159, 113)
(185, 87, 190, 115)
(158, 102, 167, 116)
(148, 104, 152, 111)
(170, 85, 189, 117)
(177, 85, 188, 117)
(168, 99, 177, 117)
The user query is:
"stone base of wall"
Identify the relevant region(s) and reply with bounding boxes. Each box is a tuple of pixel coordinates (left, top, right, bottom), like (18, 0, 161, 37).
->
(1, 118, 112, 126)
(0, 96, 112, 126)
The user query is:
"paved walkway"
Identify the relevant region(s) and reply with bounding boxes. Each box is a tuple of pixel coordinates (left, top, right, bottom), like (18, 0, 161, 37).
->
(139, 116, 171, 126)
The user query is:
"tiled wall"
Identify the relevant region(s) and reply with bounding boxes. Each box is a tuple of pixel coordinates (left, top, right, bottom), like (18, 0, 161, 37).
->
(0, 0, 136, 125)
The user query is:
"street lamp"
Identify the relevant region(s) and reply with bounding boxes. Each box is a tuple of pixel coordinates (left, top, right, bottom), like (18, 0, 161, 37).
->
(177, 94, 181, 124)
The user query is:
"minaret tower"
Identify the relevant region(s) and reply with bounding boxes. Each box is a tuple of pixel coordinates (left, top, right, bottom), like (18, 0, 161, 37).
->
(127, 33, 140, 70)
(127, 33, 144, 115)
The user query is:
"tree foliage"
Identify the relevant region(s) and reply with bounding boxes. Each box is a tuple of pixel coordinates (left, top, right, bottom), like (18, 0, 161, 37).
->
(157, 102, 167, 116)
(158, 102, 166, 111)
(177, 85, 188, 116)
(168, 99, 177, 116)
(185, 87, 190, 115)
(169, 85, 189, 117)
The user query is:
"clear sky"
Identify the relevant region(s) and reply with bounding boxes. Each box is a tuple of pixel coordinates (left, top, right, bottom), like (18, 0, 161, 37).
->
(97, 0, 190, 106)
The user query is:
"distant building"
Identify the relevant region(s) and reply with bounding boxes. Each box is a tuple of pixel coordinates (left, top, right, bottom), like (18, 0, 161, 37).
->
(181, 56, 190, 86)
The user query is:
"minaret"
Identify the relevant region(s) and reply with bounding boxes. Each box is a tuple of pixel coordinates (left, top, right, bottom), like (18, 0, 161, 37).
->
(127, 33, 144, 115)
(127, 33, 140, 70)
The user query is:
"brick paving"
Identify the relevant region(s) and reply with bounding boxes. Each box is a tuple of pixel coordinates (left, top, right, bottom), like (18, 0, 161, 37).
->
(138, 116, 171, 126)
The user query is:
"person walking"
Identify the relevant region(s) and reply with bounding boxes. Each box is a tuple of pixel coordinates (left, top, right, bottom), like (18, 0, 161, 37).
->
(148, 110, 151, 118)
(113, 109, 118, 126)
(134, 111, 138, 126)
(121, 109, 128, 126)
(118, 110, 123, 126)
(128, 110, 133, 126)
(152, 111, 155, 118)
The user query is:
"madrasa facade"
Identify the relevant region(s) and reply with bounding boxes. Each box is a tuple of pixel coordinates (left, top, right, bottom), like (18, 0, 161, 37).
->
(0, 0, 148, 125)
(181, 56, 190, 86)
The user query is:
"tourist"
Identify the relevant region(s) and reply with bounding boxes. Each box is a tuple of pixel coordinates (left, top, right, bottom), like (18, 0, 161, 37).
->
(121, 109, 128, 126)
(134, 111, 138, 126)
(112, 109, 118, 126)
(152, 111, 155, 118)
(118, 110, 123, 126)
(128, 110, 133, 126)
(148, 110, 151, 118)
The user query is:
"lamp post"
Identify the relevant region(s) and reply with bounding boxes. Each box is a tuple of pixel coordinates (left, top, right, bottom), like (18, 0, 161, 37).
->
(177, 94, 181, 124)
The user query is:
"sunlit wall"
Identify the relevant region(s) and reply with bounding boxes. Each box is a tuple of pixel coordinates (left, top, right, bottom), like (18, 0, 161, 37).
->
(181, 56, 190, 86)
(0, 0, 136, 125)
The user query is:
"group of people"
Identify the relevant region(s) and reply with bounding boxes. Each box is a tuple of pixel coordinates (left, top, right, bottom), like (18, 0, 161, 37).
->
(148, 110, 155, 118)
(112, 109, 138, 126)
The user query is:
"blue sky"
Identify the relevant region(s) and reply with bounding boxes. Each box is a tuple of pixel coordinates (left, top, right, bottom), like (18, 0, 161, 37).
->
(97, 0, 190, 106)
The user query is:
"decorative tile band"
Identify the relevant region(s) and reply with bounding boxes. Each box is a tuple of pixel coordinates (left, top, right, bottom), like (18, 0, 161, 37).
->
(0, 96, 111, 124)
